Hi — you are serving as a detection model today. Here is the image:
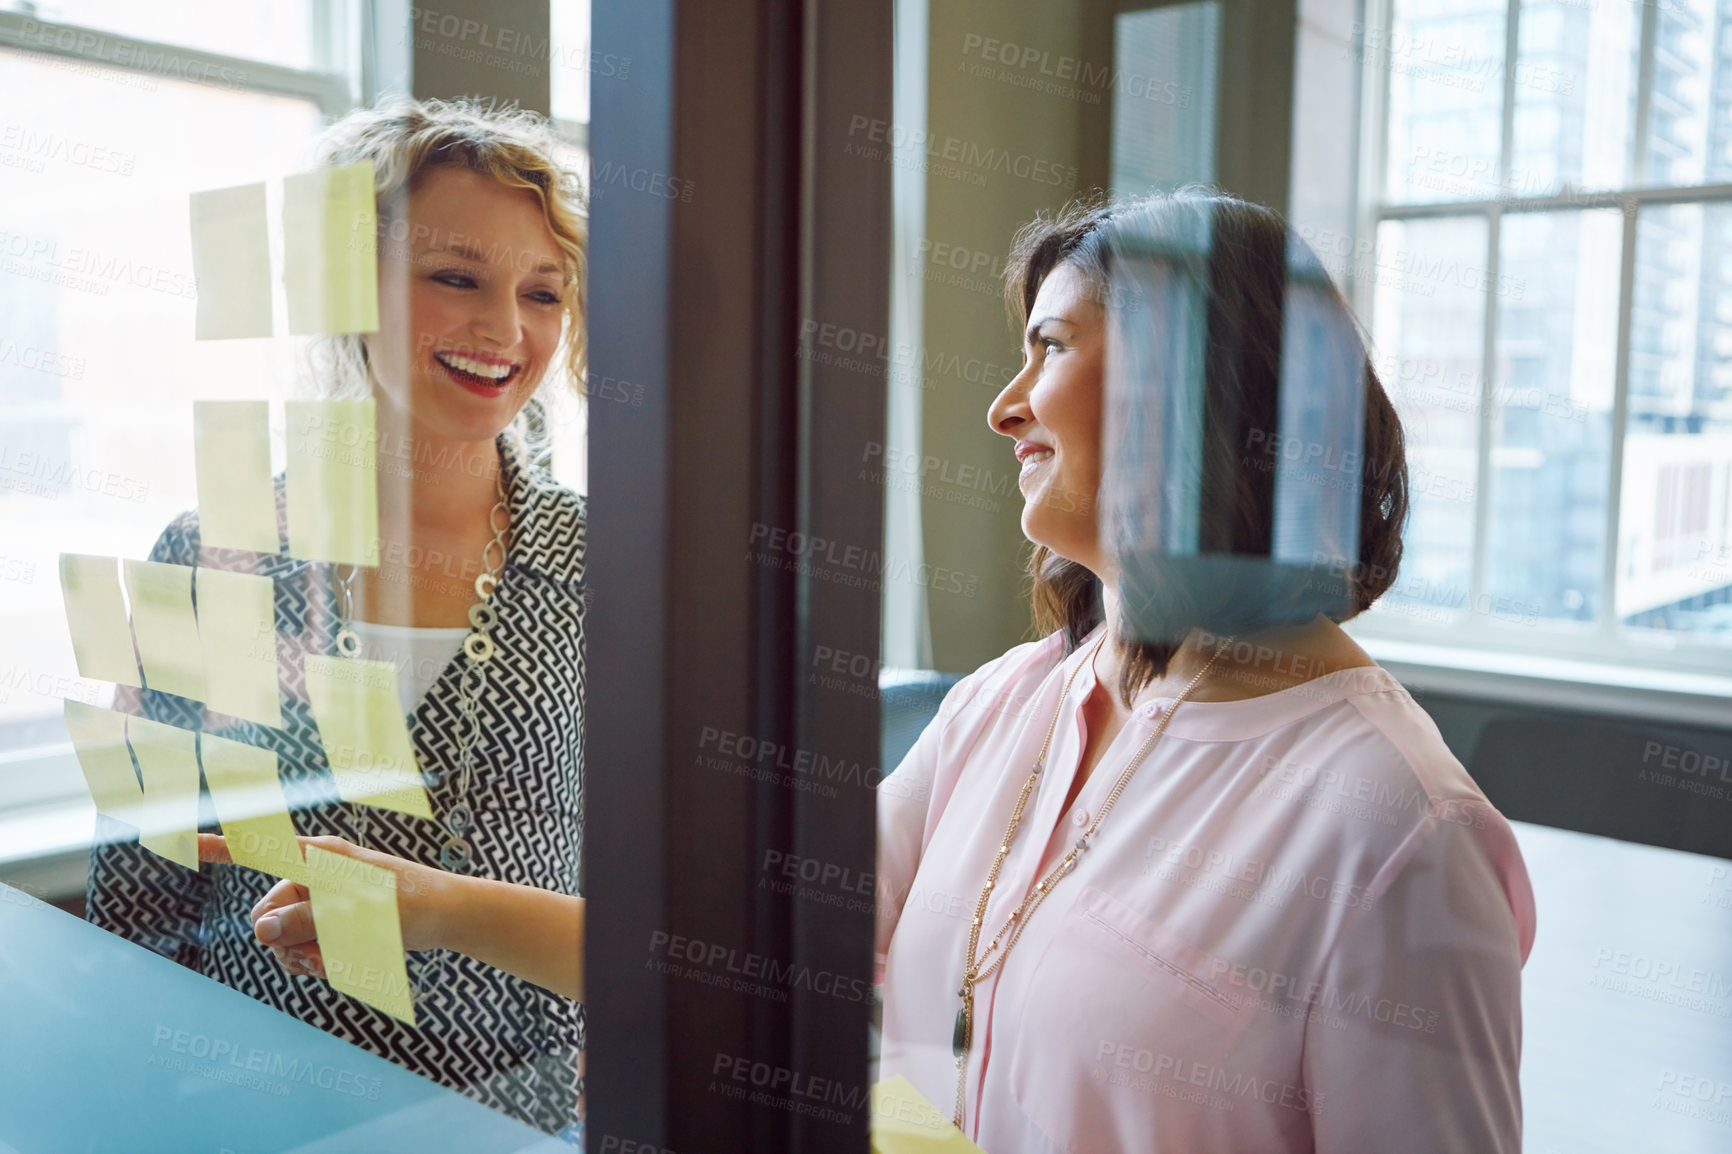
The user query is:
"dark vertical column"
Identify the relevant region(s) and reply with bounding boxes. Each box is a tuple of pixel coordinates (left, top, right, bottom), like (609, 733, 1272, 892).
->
(1198, 209, 1285, 555)
(587, 1, 888, 1150)
(792, 0, 891, 1147)
(587, 0, 673, 1145)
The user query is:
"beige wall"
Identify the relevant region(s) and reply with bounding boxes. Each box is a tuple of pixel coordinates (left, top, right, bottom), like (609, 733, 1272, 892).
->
(918, 0, 1110, 672)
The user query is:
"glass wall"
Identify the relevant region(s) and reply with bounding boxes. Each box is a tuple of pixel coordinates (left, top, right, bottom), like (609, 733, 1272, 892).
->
(1, 2, 593, 1147)
(5, 1, 1732, 1151)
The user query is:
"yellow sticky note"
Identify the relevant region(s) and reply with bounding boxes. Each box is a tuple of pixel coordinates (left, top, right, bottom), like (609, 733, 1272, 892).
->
(64, 700, 144, 826)
(59, 554, 142, 687)
(189, 182, 273, 339)
(196, 567, 281, 727)
(871, 1077, 982, 1154)
(124, 717, 202, 870)
(200, 733, 306, 886)
(303, 654, 433, 820)
(303, 844, 416, 1025)
(285, 400, 380, 567)
(194, 400, 280, 553)
(283, 160, 379, 336)
(123, 560, 206, 701)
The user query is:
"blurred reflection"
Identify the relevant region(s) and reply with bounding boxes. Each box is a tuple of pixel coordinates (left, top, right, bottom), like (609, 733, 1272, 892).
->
(81, 99, 589, 1137)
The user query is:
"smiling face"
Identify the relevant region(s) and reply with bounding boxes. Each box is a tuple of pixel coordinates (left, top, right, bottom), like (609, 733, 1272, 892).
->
(988, 260, 1107, 573)
(366, 165, 567, 444)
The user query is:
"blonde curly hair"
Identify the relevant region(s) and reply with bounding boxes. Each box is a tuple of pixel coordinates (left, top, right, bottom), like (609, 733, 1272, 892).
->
(308, 97, 587, 408)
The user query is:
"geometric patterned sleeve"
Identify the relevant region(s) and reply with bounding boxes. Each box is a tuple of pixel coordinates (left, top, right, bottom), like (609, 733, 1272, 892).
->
(83, 511, 214, 970)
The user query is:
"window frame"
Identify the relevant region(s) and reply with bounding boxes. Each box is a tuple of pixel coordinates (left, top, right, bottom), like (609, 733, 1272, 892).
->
(1347, 0, 1732, 702)
(0, 4, 360, 119)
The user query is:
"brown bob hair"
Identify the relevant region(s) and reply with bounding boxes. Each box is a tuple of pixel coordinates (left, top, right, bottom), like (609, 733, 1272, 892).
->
(1004, 191, 1409, 704)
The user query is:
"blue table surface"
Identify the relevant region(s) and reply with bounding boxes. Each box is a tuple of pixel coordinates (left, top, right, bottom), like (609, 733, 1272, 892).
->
(0, 883, 569, 1154)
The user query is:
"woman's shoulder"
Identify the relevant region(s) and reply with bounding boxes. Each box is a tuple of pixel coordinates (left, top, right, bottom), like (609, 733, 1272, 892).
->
(1329, 676, 1490, 808)
(1291, 680, 1534, 950)
(933, 630, 1071, 727)
(504, 459, 587, 587)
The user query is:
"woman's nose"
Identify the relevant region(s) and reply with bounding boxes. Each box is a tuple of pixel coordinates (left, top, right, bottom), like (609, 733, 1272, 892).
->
(470, 289, 523, 347)
(988, 365, 1033, 436)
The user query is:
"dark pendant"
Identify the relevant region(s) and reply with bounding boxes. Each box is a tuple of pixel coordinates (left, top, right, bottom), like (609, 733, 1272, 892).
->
(952, 1003, 970, 1058)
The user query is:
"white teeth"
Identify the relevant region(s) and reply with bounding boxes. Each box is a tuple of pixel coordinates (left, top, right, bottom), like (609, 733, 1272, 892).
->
(1025, 450, 1054, 463)
(437, 352, 515, 381)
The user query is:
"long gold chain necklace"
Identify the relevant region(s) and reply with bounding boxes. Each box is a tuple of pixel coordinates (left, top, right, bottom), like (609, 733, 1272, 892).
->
(951, 630, 1235, 1129)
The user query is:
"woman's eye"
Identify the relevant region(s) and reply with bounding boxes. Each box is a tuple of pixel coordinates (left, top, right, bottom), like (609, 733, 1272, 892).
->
(527, 290, 561, 305)
(433, 271, 477, 288)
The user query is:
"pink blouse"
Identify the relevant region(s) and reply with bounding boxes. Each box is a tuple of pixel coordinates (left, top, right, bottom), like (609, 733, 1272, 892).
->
(876, 629, 1536, 1153)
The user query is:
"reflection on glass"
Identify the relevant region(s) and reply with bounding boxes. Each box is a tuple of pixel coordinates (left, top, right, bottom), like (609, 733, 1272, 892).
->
(1509, 0, 1637, 198)
(1369, 215, 1486, 621)
(1485, 208, 1617, 623)
(1621, 202, 1732, 638)
(1382, 0, 1506, 205)
(1109, 1, 1218, 195)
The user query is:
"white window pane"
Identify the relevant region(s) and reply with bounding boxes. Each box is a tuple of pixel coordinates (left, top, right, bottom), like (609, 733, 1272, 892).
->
(15, 0, 319, 71)
(1484, 209, 1618, 624)
(1369, 215, 1488, 622)
(1382, 0, 1507, 204)
(1620, 202, 1732, 640)
(0, 46, 324, 742)
(1643, 0, 1722, 187)
(550, 0, 592, 125)
(1508, 0, 1638, 197)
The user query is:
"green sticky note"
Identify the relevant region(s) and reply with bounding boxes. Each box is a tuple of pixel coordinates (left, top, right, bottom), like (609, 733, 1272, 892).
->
(189, 182, 273, 340)
(302, 654, 433, 820)
(123, 560, 206, 701)
(59, 554, 142, 687)
(200, 733, 306, 887)
(64, 700, 144, 827)
(283, 160, 379, 336)
(124, 717, 201, 871)
(285, 400, 380, 567)
(194, 400, 280, 553)
(303, 844, 416, 1025)
(871, 1077, 982, 1153)
(196, 567, 281, 727)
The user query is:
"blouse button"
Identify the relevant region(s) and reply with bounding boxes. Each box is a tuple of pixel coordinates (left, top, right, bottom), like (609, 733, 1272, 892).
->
(1142, 702, 1163, 718)
(1071, 807, 1090, 828)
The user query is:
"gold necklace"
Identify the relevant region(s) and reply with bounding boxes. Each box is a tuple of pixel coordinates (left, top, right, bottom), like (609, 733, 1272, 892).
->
(951, 630, 1235, 1130)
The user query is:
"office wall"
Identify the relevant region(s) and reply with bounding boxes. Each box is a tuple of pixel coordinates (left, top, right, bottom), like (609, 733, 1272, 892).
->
(919, 0, 1112, 672)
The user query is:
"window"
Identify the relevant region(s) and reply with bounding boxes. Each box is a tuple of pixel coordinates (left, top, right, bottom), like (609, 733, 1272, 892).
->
(1349, 0, 1732, 677)
(0, 2, 360, 889)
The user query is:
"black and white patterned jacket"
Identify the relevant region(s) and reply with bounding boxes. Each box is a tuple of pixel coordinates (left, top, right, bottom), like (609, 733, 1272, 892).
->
(85, 434, 586, 1135)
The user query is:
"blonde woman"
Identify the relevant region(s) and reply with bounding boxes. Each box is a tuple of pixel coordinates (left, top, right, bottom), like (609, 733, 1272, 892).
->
(85, 99, 589, 1137)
